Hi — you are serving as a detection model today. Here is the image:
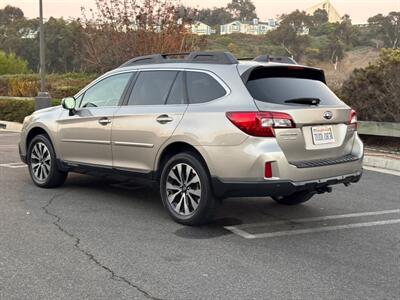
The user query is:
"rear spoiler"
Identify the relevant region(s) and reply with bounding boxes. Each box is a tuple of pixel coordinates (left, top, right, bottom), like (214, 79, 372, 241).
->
(241, 65, 326, 85)
(238, 55, 297, 64)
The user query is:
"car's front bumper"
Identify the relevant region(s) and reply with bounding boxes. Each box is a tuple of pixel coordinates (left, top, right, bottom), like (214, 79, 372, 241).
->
(19, 143, 27, 164)
(212, 171, 362, 198)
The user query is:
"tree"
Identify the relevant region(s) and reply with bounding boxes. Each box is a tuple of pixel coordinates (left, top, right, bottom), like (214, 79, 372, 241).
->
(0, 15, 83, 73)
(0, 17, 40, 71)
(368, 12, 400, 49)
(313, 9, 328, 26)
(78, 0, 205, 73)
(44, 18, 84, 73)
(334, 14, 356, 46)
(175, 5, 197, 23)
(0, 5, 24, 25)
(324, 15, 354, 69)
(0, 51, 28, 74)
(176, 6, 234, 27)
(324, 35, 345, 70)
(227, 0, 257, 21)
(198, 7, 234, 26)
(314, 15, 355, 70)
(267, 10, 313, 60)
(309, 9, 329, 36)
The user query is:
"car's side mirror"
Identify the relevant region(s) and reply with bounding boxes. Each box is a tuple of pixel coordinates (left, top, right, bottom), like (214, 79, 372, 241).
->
(61, 97, 76, 116)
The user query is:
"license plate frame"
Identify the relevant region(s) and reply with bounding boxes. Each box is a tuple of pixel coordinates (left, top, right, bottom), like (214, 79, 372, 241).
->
(311, 125, 335, 145)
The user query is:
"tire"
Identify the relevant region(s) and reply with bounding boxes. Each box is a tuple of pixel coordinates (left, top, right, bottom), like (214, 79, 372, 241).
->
(27, 134, 68, 188)
(272, 191, 315, 206)
(160, 152, 218, 226)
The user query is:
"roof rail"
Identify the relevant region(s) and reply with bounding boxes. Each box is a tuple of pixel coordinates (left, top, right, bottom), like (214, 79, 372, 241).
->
(253, 55, 297, 64)
(119, 51, 239, 68)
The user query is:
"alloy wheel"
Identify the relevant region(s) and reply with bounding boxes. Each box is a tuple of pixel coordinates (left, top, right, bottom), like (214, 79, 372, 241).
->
(166, 163, 201, 216)
(30, 142, 51, 182)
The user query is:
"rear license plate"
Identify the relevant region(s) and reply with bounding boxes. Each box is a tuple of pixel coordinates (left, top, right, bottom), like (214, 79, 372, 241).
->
(311, 126, 335, 145)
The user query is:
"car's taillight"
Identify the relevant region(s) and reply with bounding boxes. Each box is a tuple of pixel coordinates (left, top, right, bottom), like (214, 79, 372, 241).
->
(226, 111, 295, 137)
(349, 109, 357, 130)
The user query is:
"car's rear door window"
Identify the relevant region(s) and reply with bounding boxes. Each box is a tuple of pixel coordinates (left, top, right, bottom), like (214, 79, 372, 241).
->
(186, 71, 226, 104)
(166, 72, 186, 105)
(128, 71, 178, 105)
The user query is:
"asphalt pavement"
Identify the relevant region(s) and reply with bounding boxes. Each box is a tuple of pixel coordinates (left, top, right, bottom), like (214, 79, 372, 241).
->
(0, 131, 399, 300)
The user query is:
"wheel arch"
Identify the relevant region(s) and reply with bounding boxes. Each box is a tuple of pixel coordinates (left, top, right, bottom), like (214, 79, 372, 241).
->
(26, 126, 52, 151)
(155, 141, 212, 181)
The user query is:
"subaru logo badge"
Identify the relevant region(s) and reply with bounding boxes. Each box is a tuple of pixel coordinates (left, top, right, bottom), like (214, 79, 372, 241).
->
(323, 111, 333, 120)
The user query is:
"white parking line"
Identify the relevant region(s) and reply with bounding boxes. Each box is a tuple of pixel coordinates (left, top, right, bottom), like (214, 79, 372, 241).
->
(225, 209, 400, 239)
(0, 145, 17, 148)
(227, 219, 400, 239)
(224, 226, 256, 239)
(0, 162, 27, 168)
(231, 209, 400, 229)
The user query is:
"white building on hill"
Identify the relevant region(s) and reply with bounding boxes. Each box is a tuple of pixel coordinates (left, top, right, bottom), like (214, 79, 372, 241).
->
(220, 18, 277, 35)
(306, 0, 342, 23)
(191, 21, 216, 35)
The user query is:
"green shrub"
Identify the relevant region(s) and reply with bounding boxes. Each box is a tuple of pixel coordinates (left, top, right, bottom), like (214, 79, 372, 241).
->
(339, 49, 400, 122)
(0, 99, 35, 123)
(0, 51, 29, 75)
(0, 73, 96, 98)
(0, 99, 61, 123)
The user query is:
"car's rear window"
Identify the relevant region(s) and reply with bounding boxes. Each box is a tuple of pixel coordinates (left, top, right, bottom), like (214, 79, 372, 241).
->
(186, 71, 226, 104)
(245, 67, 343, 106)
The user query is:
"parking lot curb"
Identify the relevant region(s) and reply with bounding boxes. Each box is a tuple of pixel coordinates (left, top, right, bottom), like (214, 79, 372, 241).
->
(0, 121, 22, 132)
(364, 151, 400, 173)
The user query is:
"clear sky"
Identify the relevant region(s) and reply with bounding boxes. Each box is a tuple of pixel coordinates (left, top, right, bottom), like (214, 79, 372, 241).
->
(1, 0, 400, 23)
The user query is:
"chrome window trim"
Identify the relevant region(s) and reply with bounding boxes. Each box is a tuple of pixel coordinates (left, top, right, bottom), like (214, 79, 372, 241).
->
(122, 68, 231, 106)
(74, 67, 231, 107)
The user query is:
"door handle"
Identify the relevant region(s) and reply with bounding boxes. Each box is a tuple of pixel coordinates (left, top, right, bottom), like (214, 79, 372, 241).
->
(98, 118, 112, 126)
(156, 114, 173, 124)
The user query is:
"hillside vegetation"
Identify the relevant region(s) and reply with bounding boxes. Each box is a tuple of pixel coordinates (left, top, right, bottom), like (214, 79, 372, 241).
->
(339, 49, 400, 122)
(307, 47, 380, 90)
(206, 34, 381, 90)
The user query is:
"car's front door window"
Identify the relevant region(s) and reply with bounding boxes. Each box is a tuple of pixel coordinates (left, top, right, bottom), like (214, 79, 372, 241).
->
(79, 73, 132, 108)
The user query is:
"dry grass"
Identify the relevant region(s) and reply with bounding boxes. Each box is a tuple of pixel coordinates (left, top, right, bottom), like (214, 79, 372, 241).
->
(309, 47, 380, 91)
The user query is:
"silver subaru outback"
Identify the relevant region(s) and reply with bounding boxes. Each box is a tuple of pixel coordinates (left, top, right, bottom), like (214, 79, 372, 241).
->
(19, 52, 363, 225)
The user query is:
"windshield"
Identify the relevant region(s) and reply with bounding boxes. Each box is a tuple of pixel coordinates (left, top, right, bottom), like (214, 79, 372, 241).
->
(246, 77, 344, 106)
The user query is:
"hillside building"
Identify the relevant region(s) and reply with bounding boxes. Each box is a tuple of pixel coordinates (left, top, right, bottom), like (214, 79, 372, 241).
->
(191, 21, 216, 35)
(220, 18, 277, 35)
(306, 0, 342, 23)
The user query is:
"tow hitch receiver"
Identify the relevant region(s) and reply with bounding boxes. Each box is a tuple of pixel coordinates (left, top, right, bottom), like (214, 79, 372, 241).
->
(316, 186, 333, 194)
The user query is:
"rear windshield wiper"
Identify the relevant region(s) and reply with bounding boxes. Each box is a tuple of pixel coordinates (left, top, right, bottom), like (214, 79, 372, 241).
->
(284, 98, 321, 105)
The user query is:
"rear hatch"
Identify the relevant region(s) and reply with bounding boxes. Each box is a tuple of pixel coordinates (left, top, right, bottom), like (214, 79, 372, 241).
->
(244, 66, 355, 163)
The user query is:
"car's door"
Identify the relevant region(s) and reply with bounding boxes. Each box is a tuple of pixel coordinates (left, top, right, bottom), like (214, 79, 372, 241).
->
(112, 70, 187, 173)
(57, 72, 133, 167)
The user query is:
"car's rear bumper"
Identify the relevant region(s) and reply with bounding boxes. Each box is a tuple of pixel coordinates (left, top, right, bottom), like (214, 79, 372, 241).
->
(200, 133, 364, 182)
(212, 171, 362, 198)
